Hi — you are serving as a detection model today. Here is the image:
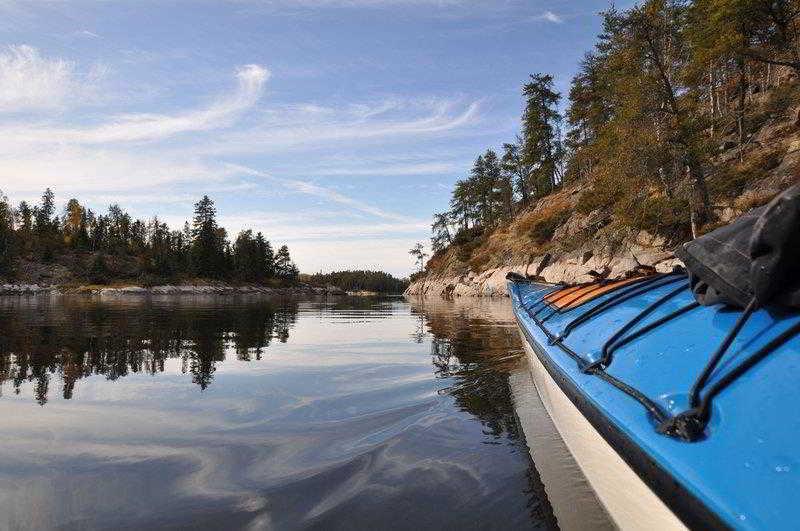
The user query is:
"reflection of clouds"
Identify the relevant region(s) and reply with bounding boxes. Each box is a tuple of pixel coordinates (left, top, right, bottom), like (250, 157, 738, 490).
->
(0, 296, 542, 529)
(0, 386, 487, 529)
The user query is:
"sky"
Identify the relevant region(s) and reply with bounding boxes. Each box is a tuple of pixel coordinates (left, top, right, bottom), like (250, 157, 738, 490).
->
(0, 0, 625, 276)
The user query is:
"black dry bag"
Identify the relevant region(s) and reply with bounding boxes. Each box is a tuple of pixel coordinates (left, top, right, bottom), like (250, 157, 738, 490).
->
(676, 184, 800, 309)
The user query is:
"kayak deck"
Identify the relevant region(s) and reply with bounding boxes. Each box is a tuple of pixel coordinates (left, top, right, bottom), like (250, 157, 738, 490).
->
(509, 276, 800, 530)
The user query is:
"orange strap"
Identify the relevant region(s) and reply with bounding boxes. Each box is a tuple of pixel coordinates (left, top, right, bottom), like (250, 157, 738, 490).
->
(544, 277, 645, 310)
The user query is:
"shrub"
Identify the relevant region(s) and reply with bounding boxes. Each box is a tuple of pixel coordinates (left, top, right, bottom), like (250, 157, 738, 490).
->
(709, 148, 784, 200)
(87, 254, 110, 285)
(528, 208, 571, 244)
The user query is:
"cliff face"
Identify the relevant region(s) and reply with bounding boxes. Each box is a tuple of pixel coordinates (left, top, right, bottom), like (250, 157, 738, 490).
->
(407, 90, 800, 299)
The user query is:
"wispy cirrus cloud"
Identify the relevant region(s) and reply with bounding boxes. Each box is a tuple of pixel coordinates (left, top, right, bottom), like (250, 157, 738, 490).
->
(227, 163, 417, 223)
(235, 0, 468, 8)
(202, 98, 480, 155)
(312, 161, 458, 176)
(5, 63, 270, 144)
(0, 44, 105, 113)
(0, 145, 231, 193)
(0, 93, 477, 197)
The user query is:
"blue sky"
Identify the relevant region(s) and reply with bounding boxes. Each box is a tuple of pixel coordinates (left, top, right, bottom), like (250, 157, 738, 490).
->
(0, 0, 621, 276)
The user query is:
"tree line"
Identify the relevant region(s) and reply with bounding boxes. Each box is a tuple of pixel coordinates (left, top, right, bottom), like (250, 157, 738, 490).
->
(302, 270, 409, 293)
(0, 189, 299, 283)
(432, 0, 800, 253)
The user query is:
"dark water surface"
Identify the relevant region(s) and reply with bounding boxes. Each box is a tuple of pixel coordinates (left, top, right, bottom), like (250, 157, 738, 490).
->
(0, 295, 560, 530)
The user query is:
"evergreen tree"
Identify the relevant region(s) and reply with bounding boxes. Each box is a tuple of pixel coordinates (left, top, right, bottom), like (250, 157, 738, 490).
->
(191, 195, 224, 278)
(34, 188, 58, 260)
(501, 140, 533, 206)
(409, 242, 428, 272)
(521, 73, 564, 198)
(431, 212, 452, 253)
(14, 201, 33, 254)
(34, 188, 55, 234)
(255, 232, 274, 278)
(273, 245, 298, 281)
(0, 189, 293, 285)
(0, 191, 14, 277)
(233, 229, 259, 281)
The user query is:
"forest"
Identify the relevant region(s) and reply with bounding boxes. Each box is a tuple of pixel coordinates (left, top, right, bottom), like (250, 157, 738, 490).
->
(301, 270, 409, 294)
(431, 0, 800, 255)
(0, 189, 299, 285)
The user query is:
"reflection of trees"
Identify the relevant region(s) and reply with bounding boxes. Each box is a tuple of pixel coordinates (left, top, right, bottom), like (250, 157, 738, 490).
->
(420, 306, 524, 440)
(0, 298, 299, 404)
(410, 299, 558, 529)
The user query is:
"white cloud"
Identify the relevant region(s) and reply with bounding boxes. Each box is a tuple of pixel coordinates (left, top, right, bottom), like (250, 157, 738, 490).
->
(218, 216, 427, 240)
(311, 161, 458, 176)
(201, 98, 480, 155)
(533, 10, 562, 23)
(5, 63, 270, 144)
(0, 45, 87, 112)
(0, 48, 474, 276)
(228, 163, 417, 223)
(0, 145, 230, 193)
(0, 95, 474, 201)
(239, 0, 466, 8)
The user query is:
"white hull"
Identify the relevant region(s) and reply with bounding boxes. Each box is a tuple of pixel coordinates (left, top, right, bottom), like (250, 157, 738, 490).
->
(518, 334, 687, 531)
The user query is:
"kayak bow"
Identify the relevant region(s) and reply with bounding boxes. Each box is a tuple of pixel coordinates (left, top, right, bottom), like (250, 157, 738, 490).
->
(509, 273, 800, 530)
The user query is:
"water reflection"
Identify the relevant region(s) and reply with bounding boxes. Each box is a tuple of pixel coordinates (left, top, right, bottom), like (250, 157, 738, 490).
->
(0, 297, 298, 403)
(410, 298, 558, 528)
(0, 295, 557, 530)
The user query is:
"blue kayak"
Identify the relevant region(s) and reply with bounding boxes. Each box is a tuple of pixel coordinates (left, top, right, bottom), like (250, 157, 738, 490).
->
(508, 273, 800, 530)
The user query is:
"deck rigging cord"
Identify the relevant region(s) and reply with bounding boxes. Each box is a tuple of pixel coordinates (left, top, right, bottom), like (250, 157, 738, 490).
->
(657, 298, 800, 440)
(584, 284, 695, 372)
(510, 272, 800, 441)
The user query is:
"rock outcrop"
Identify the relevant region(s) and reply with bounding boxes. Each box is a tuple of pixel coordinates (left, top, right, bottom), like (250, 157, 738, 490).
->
(405, 239, 681, 298)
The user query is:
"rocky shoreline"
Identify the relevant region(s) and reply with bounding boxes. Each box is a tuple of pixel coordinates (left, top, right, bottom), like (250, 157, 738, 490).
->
(405, 243, 681, 299)
(0, 283, 347, 297)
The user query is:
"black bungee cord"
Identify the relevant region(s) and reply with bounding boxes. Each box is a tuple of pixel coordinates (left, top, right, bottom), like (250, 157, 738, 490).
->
(656, 298, 800, 441)
(583, 284, 695, 372)
(514, 273, 800, 442)
(599, 301, 700, 368)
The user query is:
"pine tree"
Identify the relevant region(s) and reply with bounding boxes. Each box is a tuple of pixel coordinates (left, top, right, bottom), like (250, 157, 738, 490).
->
(255, 232, 274, 279)
(409, 242, 428, 272)
(521, 73, 564, 198)
(273, 245, 297, 280)
(34, 188, 58, 261)
(431, 212, 452, 253)
(14, 201, 33, 254)
(0, 191, 14, 277)
(501, 140, 532, 206)
(191, 196, 224, 278)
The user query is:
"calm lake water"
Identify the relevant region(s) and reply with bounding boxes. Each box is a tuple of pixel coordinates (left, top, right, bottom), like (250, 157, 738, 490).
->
(0, 294, 604, 530)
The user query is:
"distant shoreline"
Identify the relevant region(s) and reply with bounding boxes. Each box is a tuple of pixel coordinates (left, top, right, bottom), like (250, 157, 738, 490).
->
(0, 283, 348, 297)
